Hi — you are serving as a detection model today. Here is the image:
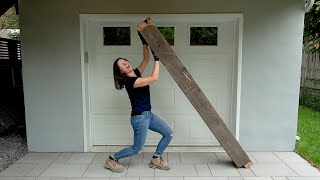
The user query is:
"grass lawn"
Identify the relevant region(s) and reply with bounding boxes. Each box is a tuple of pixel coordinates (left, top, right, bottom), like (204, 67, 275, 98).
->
(295, 105, 320, 169)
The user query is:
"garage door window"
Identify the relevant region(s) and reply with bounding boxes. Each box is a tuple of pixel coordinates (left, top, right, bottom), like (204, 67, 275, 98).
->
(103, 27, 130, 46)
(158, 27, 174, 45)
(190, 27, 218, 46)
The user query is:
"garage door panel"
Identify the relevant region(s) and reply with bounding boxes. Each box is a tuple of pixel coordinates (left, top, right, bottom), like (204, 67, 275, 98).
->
(181, 54, 233, 81)
(91, 89, 130, 114)
(150, 89, 175, 109)
(190, 62, 220, 78)
(188, 120, 220, 145)
(194, 79, 229, 88)
(92, 78, 113, 90)
(93, 115, 133, 145)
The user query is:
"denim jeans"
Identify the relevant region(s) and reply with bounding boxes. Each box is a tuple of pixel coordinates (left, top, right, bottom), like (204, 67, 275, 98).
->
(114, 111, 173, 160)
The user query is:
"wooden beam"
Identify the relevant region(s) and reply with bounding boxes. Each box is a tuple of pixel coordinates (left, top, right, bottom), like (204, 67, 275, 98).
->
(137, 17, 253, 168)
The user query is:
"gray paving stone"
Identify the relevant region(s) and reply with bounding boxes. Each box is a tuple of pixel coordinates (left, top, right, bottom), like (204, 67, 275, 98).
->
(40, 163, 89, 177)
(154, 177, 183, 180)
(140, 177, 155, 180)
(208, 163, 241, 176)
(195, 164, 212, 176)
(91, 153, 110, 164)
(0, 177, 37, 180)
(26, 162, 52, 177)
(36, 177, 52, 180)
(250, 152, 282, 163)
(66, 178, 107, 180)
(82, 163, 112, 177)
(250, 163, 297, 176)
(129, 154, 143, 164)
(271, 177, 288, 180)
(109, 177, 139, 180)
(243, 178, 273, 180)
(126, 163, 154, 177)
(185, 177, 227, 180)
(237, 168, 255, 177)
(66, 153, 95, 164)
(228, 177, 244, 180)
(215, 152, 233, 164)
(155, 163, 197, 177)
(149, 177, 183, 180)
(180, 153, 219, 164)
(286, 164, 320, 176)
(273, 152, 309, 164)
(16, 153, 61, 164)
(167, 153, 180, 163)
(287, 177, 320, 180)
(54, 153, 74, 164)
(0, 163, 37, 176)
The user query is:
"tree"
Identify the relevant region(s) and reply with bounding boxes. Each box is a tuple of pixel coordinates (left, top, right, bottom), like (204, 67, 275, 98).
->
(0, 6, 19, 30)
(304, 1, 320, 53)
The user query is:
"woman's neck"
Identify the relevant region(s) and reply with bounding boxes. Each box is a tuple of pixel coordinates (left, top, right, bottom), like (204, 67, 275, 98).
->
(127, 70, 136, 77)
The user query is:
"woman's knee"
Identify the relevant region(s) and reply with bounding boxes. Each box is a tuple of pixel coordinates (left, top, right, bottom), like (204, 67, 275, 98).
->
(165, 131, 174, 138)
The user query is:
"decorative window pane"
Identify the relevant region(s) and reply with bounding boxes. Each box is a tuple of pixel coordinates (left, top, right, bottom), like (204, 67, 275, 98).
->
(103, 27, 130, 45)
(190, 27, 218, 46)
(158, 27, 174, 45)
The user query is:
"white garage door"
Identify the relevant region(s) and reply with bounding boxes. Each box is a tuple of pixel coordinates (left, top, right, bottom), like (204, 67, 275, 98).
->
(87, 15, 236, 146)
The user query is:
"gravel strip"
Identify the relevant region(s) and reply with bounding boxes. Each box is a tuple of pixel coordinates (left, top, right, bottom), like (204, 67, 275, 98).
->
(0, 130, 28, 172)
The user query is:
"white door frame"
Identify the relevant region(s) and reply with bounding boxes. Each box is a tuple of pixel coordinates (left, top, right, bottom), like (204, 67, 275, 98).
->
(79, 14, 244, 152)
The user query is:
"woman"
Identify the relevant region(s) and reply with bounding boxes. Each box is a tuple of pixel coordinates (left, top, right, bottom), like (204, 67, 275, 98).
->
(105, 32, 173, 173)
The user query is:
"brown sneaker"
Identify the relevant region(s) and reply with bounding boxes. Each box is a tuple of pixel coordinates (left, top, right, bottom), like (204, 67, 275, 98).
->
(105, 158, 124, 173)
(149, 156, 171, 170)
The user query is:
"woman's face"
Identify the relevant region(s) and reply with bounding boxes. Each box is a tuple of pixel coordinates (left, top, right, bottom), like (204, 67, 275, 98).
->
(117, 59, 133, 75)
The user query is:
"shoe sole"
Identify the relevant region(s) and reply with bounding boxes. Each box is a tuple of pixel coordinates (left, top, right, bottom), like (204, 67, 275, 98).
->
(149, 163, 170, 170)
(105, 163, 124, 173)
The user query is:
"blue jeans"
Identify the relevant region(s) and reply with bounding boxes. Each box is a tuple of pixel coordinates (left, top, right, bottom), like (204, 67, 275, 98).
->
(114, 111, 173, 160)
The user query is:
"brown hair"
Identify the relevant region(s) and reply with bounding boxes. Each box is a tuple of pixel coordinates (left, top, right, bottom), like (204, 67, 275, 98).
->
(113, 58, 128, 90)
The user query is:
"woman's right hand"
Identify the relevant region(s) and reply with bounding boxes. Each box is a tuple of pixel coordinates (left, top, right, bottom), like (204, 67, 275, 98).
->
(138, 31, 148, 45)
(150, 48, 159, 61)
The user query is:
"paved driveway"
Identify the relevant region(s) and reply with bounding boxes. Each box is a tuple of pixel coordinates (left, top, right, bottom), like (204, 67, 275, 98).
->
(0, 151, 319, 180)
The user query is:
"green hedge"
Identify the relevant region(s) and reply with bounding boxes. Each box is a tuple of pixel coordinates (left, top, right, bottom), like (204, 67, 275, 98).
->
(299, 87, 320, 111)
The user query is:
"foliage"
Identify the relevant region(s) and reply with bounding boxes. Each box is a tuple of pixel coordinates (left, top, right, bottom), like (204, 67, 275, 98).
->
(0, 6, 19, 30)
(296, 105, 320, 169)
(304, 0, 320, 53)
(158, 27, 174, 45)
(8, 30, 20, 40)
(190, 27, 217, 45)
(103, 27, 131, 45)
(300, 86, 320, 111)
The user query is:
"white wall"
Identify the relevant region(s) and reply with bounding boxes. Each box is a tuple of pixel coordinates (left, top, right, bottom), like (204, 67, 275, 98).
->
(19, 0, 305, 151)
